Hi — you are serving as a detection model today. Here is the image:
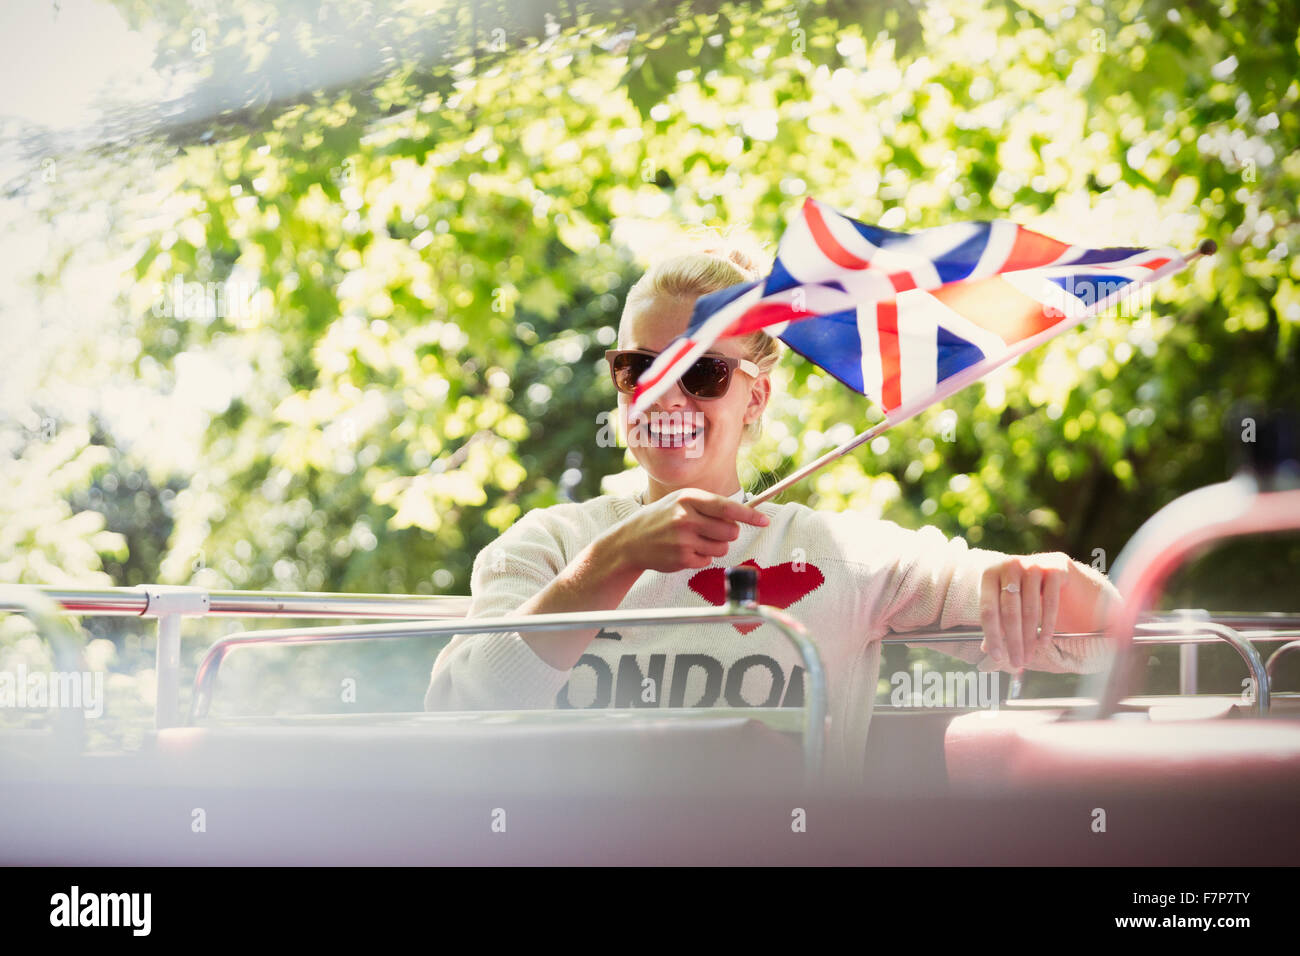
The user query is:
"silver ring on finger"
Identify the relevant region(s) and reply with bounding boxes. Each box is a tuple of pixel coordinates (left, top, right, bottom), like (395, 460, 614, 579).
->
(1001, 581, 1020, 594)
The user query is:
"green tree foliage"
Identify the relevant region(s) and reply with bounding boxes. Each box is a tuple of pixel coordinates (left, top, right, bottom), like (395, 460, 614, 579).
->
(4, 0, 1298, 726)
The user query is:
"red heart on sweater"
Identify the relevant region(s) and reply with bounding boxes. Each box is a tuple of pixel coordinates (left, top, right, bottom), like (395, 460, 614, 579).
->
(687, 560, 826, 634)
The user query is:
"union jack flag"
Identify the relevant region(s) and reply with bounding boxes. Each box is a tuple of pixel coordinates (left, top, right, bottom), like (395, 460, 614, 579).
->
(629, 197, 1191, 422)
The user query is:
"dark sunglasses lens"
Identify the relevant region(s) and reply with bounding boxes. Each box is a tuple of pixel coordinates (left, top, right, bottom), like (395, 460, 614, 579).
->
(611, 353, 654, 393)
(681, 357, 731, 398)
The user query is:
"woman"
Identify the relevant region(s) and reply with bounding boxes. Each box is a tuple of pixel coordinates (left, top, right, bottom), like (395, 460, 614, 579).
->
(425, 241, 1117, 786)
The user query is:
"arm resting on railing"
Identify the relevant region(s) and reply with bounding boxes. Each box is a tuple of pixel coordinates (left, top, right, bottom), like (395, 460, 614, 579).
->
(887, 545, 1117, 674)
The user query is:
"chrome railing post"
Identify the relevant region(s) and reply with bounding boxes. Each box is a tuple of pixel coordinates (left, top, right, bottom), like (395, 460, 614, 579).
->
(750, 608, 825, 784)
(1266, 640, 1300, 687)
(1134, 620, 1269, 715)
(1174, 609, 1208, 696)
(140, 586, 211, 729)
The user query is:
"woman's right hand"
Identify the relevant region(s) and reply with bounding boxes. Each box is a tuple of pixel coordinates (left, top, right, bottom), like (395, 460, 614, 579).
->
(601, 488, 770, 575)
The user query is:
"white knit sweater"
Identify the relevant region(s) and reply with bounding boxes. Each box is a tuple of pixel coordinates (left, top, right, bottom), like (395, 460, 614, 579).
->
(424, 490, 1110, 785)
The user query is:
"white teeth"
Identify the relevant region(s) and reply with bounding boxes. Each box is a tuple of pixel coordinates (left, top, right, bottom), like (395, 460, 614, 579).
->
(648, 425, 702, 440)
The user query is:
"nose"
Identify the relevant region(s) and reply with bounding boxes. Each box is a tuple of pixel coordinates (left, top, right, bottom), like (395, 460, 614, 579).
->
(655, 379, 691, 412)
(626, 379, 691, 422)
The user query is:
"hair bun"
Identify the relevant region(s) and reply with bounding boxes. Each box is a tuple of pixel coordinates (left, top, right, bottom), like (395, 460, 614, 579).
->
(694, 239, 768, 281)
(717, 245, 760, 277)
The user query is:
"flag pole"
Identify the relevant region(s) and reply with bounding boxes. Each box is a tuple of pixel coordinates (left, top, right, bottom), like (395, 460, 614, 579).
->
(749, 419, 892, 505)
(747, 239, 1217, 507)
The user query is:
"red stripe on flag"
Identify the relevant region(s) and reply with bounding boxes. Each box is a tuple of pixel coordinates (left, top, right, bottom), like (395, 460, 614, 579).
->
(731, 301, 815, 336)
(802, 198, 871, 270)
(1140, 257, 1170, 270)
(632, 338, 696, 402)
(876, 301, 901, 411)
(1001, 227, 1071, 272)
(889, 272, 917, 293)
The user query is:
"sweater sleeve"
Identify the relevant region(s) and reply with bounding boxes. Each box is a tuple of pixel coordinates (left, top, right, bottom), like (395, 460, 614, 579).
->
(873, 522, 1006, 633)
(871, 521, 1112, 675)
(423, 512, 577, 711)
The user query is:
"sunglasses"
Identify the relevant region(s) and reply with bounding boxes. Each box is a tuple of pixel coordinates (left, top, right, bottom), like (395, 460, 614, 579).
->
(605, 348, 760, 401)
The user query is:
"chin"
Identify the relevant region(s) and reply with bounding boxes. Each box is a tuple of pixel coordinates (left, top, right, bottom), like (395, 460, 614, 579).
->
(639, 443, 730, 486)
(642, 457, 697, 483)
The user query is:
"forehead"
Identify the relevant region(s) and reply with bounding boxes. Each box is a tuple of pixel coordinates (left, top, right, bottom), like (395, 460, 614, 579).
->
(620, 293, 746, 357)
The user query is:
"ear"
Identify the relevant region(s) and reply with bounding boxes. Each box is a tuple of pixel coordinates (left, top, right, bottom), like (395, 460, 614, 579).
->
(744, 374, 771, 425)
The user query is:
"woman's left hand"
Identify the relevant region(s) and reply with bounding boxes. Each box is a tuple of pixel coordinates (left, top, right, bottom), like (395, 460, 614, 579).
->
(978, 552, 1121, 669)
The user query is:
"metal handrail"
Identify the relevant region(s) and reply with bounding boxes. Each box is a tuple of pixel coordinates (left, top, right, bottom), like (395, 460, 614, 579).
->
(188, 610, 1283, 729)
(1134, 620, 1269, 714)
(17, 585, 1300, 638)
(1086, 473, 1300, 720)
(189, 602, 828, 785)
(11, 585, 1300, 638)
(1267, 640, 1300, 685)
(883, 623, 1300, 644)
(5, 578, 1286, 714)
(0, 586, 471, 619)
(887, 615, 1300, 637)
(889, 618, 1279, 712)
(0, 584, 470, 729)
(883, 621, 1279, 712)
(5, 578, 1296, 739)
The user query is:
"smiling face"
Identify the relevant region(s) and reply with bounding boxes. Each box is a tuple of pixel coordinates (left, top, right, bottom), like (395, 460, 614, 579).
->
(617, 293, 770, 502)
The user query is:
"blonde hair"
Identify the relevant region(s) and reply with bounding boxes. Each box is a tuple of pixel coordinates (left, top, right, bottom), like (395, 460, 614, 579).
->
(621, 232, 782, 445)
